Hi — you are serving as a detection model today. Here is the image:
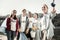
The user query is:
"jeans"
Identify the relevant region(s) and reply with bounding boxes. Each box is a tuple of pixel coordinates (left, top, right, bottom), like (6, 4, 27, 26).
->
(17, 32, 20, 40)
(19, 32, 28, 40)
(6, 30, 16, 40)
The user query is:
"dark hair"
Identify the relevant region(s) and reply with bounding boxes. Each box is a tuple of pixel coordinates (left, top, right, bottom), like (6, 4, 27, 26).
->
(13, 10, 17, 13)
(35, 13, 38, 18)
(29, 12, 32, 17)
(10, 14, 13, 17)
(10, 14, 17, 20)
(22, 9, 26, 12)
(13, 15, 17, 20)
(44, 4, 48, 9)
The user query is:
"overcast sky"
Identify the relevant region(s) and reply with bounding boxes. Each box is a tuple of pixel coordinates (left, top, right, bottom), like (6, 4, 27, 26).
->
(0, 0, 60, 16)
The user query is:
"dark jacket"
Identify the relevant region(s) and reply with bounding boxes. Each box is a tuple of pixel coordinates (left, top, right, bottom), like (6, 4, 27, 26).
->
(6, 17, 19, 32)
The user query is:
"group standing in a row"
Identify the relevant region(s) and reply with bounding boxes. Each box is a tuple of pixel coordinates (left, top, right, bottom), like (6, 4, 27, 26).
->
(6, 4, 56, 40)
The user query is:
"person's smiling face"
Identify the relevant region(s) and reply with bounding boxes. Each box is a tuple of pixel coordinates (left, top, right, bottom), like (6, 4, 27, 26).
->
(42, 4, 48, 14)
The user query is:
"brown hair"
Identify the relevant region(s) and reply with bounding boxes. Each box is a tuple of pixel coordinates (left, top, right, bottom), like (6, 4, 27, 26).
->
(29, 11, 32, 17)
(35, 13, 38, 18)
(44, 4, 48, 9)
(22, 9, 26, 12)
(12, 10, 17, 13)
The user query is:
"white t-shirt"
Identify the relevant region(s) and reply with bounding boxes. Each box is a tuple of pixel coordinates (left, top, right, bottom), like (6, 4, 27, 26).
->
(20, 15, 26, 32)
(11, 18, 16, 31)
(41, 14, 50, 31)
(28, 17, 34, 28)
(33, 18, 38, 27)
(32, 18, 41, 30)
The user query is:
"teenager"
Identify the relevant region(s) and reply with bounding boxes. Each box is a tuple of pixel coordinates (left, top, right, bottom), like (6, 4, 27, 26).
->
(26, 11, 34, 40)
(41, 4, 56, 40)
(17, 9, 29, 40)
(31, 13, 41, 40)
(6, 10, 19, 40)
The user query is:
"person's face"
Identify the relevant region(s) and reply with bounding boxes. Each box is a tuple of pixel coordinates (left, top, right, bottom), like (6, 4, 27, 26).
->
(22, 10, 26, 14)
(33, 14, 37, 19)
(42, 5, 48, 14)
(28, 12, 32, 17)
(13, 11, 17, 16)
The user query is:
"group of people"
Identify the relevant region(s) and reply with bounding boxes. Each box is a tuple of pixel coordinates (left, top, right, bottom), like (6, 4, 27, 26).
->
(6, 4, 56, 40)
